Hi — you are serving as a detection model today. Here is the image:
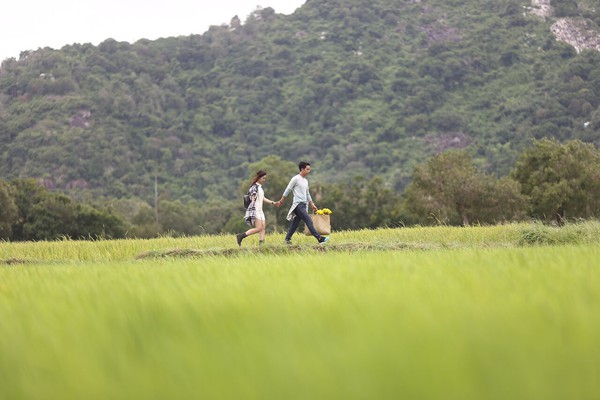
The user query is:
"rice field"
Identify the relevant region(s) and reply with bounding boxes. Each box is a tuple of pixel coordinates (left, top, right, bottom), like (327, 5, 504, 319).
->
(1, 222, 600, 399)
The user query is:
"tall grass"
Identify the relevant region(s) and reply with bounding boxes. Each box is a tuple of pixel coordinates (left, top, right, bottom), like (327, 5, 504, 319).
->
(2, 238, 600, 399)
(3, 220, 600, 262)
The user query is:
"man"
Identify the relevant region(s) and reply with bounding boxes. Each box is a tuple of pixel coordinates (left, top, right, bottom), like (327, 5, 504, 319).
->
(275, 161, 329, 245)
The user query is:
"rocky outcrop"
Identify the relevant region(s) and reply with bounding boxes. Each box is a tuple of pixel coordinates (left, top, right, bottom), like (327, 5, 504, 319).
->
(70, 111, 91, 128)
(529, 0, 552, 18)
(529, 0, 600, 53)
(550, 18, 600, 53)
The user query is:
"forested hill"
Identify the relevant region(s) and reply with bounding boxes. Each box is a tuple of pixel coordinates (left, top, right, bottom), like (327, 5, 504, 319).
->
(1, 0, 599, 203)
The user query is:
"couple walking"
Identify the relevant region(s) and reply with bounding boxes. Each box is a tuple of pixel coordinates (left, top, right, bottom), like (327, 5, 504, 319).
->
(236, 161, 330, 246)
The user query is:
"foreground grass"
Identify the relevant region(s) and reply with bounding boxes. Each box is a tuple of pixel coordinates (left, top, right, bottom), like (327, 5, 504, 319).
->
(2, 237, 600, 399)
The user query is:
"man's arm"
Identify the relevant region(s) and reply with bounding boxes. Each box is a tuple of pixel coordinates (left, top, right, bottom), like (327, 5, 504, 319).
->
(274, 196, 286, 207)
(275, 176, 296, 207)
(307, 190, 317, 212)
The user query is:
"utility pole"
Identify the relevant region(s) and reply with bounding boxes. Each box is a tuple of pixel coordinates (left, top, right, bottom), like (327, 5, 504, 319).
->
(154, 174, 159, 232)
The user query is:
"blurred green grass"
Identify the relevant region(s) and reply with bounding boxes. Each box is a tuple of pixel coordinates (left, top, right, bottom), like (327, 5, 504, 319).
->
(2, 239, 600, 399)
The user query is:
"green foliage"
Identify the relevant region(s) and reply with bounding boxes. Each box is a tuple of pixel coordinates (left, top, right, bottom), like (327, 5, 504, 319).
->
(511, 138, 600, 223)
(1, 0, 600, 236)
(0, 180, 18, 239)
(404, 150, 527, 225)
(319, 176, 403, 230)
(553, 0, 580, 18)
(22, 193, 80, 240)
(1, 0, 599, 206)
(8, 179, 126, 241)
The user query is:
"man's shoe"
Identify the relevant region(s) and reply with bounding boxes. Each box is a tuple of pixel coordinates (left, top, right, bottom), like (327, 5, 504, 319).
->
(285, 240, 292, 246)
(318, 236, 329, 244)
(236, 233, 245, 246)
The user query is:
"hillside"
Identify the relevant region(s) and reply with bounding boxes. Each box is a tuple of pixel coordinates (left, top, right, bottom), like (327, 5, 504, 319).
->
(1, 0, 599, 204)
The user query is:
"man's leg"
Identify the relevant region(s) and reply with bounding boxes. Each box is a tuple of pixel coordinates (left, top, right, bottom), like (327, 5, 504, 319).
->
(285, 209, 302, 242)
(294, 204, 322, 241)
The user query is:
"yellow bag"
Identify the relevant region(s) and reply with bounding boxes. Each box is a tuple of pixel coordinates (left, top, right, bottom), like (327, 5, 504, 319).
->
(304, 214, 331, 236)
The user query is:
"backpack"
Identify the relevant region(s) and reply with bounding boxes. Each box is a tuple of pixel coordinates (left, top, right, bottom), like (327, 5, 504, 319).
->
(243, 193, 252, 208)
(243, 184, 256, 208)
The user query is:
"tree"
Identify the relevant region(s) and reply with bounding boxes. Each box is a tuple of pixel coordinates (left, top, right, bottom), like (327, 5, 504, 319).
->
(511, 138, 600, 223)
(0, 180, 18, 239)
(22, 193, 78, 240)
(158, 199, 203, 236)
(10, 179, 126, 241)
(321, 176, 403, 230)
(73, 204, 126, 239)
(9, 179, 46, 241)
(404, 150, 526, 226)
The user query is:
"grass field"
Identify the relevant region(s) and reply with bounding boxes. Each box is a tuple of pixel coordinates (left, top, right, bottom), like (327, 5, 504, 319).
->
(1, 223, 600, 399)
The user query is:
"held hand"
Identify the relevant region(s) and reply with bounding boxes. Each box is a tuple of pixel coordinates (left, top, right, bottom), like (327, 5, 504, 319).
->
(311, 204, 318, 212)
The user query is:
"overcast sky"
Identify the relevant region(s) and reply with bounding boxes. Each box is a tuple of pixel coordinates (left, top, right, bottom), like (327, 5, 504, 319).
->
(0, 0, 306, 62)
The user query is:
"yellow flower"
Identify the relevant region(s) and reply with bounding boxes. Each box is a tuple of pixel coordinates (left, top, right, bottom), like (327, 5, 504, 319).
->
(316, 208, 332, 215)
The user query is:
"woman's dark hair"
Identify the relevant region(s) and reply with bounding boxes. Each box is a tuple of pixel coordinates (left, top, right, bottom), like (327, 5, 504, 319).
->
(251, 170, 267, 185)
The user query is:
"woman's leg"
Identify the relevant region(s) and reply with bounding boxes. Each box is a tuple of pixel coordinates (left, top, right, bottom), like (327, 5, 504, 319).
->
(237, 213, 266, 246)
(257, 219, 266, 241)
(245, 224, 261, 236)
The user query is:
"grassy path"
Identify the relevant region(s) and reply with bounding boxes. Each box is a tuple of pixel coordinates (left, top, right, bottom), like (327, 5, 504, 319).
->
(2, 221, 600, 263)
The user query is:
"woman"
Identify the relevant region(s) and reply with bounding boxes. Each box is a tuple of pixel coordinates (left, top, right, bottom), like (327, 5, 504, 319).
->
(236, 170, 276, 246)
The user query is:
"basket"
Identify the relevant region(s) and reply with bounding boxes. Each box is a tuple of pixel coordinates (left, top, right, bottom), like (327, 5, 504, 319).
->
(304, 214, 331, 236)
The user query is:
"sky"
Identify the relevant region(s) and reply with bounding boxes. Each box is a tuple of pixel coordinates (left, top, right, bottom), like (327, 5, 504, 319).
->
(0, 0, 306, 62)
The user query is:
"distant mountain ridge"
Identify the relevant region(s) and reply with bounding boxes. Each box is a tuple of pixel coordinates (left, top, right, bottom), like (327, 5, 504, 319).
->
(0, 0, 599, 203)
